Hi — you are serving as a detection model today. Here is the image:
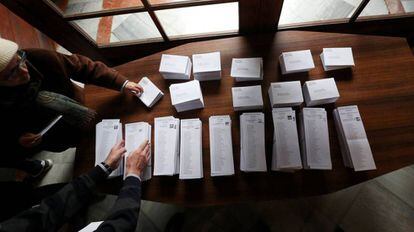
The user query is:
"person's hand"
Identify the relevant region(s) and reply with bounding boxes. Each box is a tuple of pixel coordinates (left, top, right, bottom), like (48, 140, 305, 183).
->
(126, 140, 150, 177)
(124, 81, 144, 96)
(104, 140, 127, 170)
(19, 133, 42, 148)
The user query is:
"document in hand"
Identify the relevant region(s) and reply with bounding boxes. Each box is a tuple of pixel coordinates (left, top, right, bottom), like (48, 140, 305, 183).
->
(192, 51, 221, 81)
(154, 116, 180, 176)
(124, 122, 152, 181)
(279, 50, 315, 75)
(95, 119, 123, 177)
(209, 115, 235, 176)
(240, 113, 267, 172)
(230, 58, 263, 82)
(170, 80, 205, 112)
(299, 108, 332, 170)
(303, 78, 340, 106)
(137, 77, 164, 108)
(179, 118, 203, 179)
(232, 85, 264, 111)
(333, 105, 376, 171)
(271, 108, 302, 171)
(40, 115, 63, 136)
(268, 81, 303, 108)
(159, 54, 192, 80)
(320, 47, 355, 71)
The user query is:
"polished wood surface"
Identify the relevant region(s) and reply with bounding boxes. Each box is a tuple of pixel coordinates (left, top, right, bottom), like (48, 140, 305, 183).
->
(77, 31, 414, 206)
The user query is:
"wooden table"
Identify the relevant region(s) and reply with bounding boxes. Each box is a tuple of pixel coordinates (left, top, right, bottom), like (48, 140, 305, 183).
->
(76, 31, 414, 206)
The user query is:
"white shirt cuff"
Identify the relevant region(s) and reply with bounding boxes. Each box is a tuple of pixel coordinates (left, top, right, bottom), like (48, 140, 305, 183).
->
(120, 80, 129, 92)
(126, 173, 142, 181)
(97, 163, 111, 175)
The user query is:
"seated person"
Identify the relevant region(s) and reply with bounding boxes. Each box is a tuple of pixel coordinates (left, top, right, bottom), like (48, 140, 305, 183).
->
(0, 38, 143, 177)
(0, 139, 150, 232)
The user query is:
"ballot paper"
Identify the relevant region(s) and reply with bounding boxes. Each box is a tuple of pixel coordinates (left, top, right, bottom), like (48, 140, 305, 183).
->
(179, 119, 203, 179)
(154, 116, 180, 176)
(299, 108, 332, 170)
(279, 50, 315, 75)
(232, 85, 264, 111)
(79, 221, 103, 232)
(159, 54, 192, 80)
(192, 51, 221, 81)
(169, 80, 205, 112)
(95, 119, 123, 177)
(209, 115, 234, 176)
(240, 113, 267, 172)
(230, 58, 263, 82)
(137, 77, 164, 108)
(268, 81, 304, 108)
(303, 78, 340, 106)
(320, 47, 355, 71)
(333, 105, 376, 171)
(40, 115, 63, 136)
(124, 122, 152, 181)
(271, 108, 302, 171)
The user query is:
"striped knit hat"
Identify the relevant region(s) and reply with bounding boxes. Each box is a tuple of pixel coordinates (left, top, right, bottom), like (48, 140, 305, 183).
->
(0, 38, 18, 73)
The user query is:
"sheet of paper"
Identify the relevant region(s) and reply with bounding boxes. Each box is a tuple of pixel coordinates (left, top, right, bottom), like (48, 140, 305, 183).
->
(280, 50, 315, 73)
(193, 51, 221, 73)
(137, 77, 163, 107)
(159, 54, 189, 74)
(322, 47, 355, 67)
(269, 81, 303, 107)
(154, 117, 180, 176)
(169, 80, 203, 105)
(179, 119, 203, 179)
(209, 115, 234, 176)
(230, 58, 263, 78)
(40, 115, 63, 136)
(232, 85, 263, 110)
(78, 221, 103, 232)
(303, 78, 340, 105)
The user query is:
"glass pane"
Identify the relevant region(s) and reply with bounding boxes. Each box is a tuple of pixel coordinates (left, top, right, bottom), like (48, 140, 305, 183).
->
(401, 0, 414, 13)
(155, 2, 238, 38)
(360, 0, 389, 16)
(49, 0, 143, 15)
(149, 0, 200, 5)
(359, 0, 414, 17)
(278, 0, 363, 26)
(72, 12, 163, 45)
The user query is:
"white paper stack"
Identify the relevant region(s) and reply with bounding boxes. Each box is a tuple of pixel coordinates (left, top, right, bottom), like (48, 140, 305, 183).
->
(159, 54, 192, 80)
(124, 122, 152, 181)
(209, 115, 234, 176)
(299, 108, 332, 170)
(320, 47, 355, 71)
(333, 105, 376, 171)
(154, 116, 180, 176)
(271, 108, 302, 171)
(279, 50, 315, 75)
(137, 77, 164, 108)
(240, 113, 267, 172)
(192, 51, 221, 81)
(268, 81, 304, 108)
(179, 118, 203, 179)
(169, 80, 205, 112)
(95, 119, 123, 177)
(303, 78, 340, 106)
(232, 85, 263, 111)
(230, 58, 263, 82)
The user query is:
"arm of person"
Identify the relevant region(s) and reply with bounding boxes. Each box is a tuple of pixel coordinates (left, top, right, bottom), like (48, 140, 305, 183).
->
(0, 141, 126, 232)
(96, 140, 150, 232)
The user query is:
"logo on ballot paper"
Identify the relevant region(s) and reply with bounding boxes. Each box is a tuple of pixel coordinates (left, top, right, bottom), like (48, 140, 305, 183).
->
(356, 117, 361, 121)
(114, 125, 118, 129)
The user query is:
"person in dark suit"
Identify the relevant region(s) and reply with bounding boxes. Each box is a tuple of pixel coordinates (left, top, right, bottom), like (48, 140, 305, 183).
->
(0, 139, 150, 232)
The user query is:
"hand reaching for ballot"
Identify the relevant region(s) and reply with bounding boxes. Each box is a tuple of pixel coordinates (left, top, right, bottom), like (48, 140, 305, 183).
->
(125, 81, 144, 96)
(126, 140, 150, 177)
(19, 133, 42, 148)
(105, 140, 127, 170)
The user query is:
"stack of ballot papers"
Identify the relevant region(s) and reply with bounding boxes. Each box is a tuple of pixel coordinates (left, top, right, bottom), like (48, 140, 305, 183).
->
(303, 78, 340, 106)
(230, 58, 263, 82)
(95, 119, 123, 177)
(124, 122, 152, 181)
(137, 77, 163, 108)
(268, 81, 304, 107)
(159, 54, 192, 80)
(320, 47, 355, 71)
(232, 85, 264, 111)
(271, 108, 302, 171)
(209, 115, 235, 176)
(170, 80, 205, 112)
(192, 51, 221, 81)
(279, 50, 315, 75)
(154, 116, 180, 176)
(299, 108, 332, 170)
(333, 105, 376, 171)
(240, 113, 267, 172)
(179, 119, 203, 179)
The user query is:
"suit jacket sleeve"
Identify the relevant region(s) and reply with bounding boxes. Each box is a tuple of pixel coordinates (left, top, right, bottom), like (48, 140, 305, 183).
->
(96, 176, 142, 232)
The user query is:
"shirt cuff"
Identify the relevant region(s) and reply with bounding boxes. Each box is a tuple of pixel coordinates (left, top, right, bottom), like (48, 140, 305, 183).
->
(126, 173, 142, 181)
(98, 163, 111, 175)
(120, 80, 129, 92)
